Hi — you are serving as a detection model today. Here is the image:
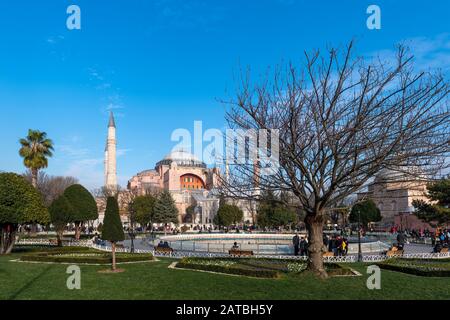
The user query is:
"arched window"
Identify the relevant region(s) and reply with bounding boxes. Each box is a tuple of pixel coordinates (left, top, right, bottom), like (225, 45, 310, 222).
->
(378, 202, 384, 211)
(391, 200, 397, 212)
(180, 174, 206, 190)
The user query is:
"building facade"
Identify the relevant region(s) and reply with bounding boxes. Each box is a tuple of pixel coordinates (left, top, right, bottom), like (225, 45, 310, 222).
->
(128, 150, 222, 225)
(357, 169, 430, 224)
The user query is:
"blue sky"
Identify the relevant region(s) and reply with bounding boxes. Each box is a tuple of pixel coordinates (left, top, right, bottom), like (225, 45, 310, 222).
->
(0, 0, 449, 189)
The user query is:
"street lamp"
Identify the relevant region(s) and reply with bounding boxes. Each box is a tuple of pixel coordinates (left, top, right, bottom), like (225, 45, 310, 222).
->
(357, 209, 363, 262)
(128, 203, 135, 254)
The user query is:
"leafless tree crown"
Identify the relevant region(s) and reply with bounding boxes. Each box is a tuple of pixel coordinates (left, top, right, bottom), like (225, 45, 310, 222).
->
(221, 42, 449, 216)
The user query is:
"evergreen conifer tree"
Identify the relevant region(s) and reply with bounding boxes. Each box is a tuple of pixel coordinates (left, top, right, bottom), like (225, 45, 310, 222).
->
(102, 196, 125, 270)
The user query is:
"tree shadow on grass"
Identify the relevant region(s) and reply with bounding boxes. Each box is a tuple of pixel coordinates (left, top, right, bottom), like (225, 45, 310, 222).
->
(8, 265, 53, 300)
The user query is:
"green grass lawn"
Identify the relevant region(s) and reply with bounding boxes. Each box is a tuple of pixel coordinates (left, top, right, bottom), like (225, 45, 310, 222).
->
(1, 252, 449, 300)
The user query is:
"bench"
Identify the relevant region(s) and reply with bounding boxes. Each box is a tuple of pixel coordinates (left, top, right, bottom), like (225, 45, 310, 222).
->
(229, 249, 254, 257)
(155, 247, 174, 254)
(386, 249, 404, 257)
(440, 247, 449, 253)
(323, 252, 334, 257)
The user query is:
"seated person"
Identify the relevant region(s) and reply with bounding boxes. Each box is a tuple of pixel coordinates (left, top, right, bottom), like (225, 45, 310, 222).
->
(231, 242, 239, 250)
(157, 240, 164, 248)
(163, 241, 170, 248)
(433, 241, 442, 253)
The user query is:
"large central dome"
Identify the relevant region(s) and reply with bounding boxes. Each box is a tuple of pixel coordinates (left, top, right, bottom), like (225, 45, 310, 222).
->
(157, 150, 206, 168)
(164, 150, 201, 162)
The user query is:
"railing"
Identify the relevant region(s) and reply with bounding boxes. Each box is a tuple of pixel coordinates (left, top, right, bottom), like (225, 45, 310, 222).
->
(16, 239, 55, 245)
(118, 247, 450, 262)
(17, 238, 450, 263)
(16, 239, 92, 247)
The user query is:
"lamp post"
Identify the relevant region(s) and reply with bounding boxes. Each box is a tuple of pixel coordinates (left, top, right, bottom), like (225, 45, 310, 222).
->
(128, 202, 135, 254)
(357, 209, 363, 262)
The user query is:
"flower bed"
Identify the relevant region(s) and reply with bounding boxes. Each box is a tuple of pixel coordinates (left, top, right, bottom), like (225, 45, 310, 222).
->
(175, 257, 353, 278)
(377, 259, 450, 277)
(20, 247, 153, 264)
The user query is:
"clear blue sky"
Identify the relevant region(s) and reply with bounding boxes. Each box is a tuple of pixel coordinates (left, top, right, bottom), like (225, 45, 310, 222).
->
(0, 0, 449, 189)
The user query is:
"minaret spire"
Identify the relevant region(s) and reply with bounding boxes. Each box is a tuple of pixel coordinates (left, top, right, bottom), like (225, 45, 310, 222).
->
(105, 111, 117, 189)
(108, 111, 116, 128)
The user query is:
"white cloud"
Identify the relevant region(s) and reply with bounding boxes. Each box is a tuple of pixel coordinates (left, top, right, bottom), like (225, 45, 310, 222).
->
(368, 33, 450, 73)
(64, 158, 104, 190)
(117, 149, 131, 157)
(58, 145, 90, 158)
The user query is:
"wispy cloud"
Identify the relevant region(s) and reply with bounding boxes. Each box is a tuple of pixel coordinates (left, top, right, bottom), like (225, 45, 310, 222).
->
(65, 158, 104, 190)
(58, 145, 90, 158)
(148, 0, 226, 32)
(117, 148, 131, 157)
(46, 35, 65, 45)
(46, 35, 67, 62)
(368, 33, 450, 73)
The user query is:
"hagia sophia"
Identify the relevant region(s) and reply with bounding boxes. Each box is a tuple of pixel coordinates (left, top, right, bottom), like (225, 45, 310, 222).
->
(127, 150, 222, 225)
(102, 112, 431, 229)
(103, 112, 255, 226)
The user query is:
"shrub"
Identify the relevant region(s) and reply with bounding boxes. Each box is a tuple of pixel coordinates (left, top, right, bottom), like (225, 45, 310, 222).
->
(377, 259, 450, 277)
(64, 184, 98, 240)
(176, 261, 280, 278)
(20, 248, 153, 264)
(0, 172, 49, 254)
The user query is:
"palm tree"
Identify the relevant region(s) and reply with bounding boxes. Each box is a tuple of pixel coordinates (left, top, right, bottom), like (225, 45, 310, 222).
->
(19, 129, 54, 188)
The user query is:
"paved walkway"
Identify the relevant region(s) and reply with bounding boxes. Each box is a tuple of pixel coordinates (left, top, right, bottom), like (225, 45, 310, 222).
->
(123, 239, 435, 255)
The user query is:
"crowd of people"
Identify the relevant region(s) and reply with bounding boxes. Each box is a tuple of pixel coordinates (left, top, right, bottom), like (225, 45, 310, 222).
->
(292, 233, 349, 257)
(325, 234, 349, 256)
(432, 228, 450, 253)
(292, 234, 309, 256)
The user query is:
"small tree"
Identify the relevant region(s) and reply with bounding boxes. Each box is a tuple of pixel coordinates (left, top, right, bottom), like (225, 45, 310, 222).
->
(349, 200, 382, 227)
(215, 204, 244, 227)
(413, 177, 450, 226)
(49, 195, 74, 246)
(132, 195, 156, 231)
(257, 191, 298, 229)
(64, 184, 98, 240)
(153, 190, 179, 234)
(23, 171, 78, 206)
(0, 173, 49, 254)
(270, 207, 298, 229)
(185, 205, 196, 223)
(102, 197, 125, 270)
(18, 129, 54, 188)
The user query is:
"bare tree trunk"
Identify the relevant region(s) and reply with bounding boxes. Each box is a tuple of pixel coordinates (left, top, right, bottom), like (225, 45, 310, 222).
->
(305, 213, 327, 278)
(56, 228, 64, 247)
(111, 242, 116, 270)
(0, 225, 17, 255)
(74, 222, 81, 240)
(31, 168, 38, 188)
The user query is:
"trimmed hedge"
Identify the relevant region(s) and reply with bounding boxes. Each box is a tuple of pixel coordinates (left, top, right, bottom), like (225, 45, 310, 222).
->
(175, 257, 353, 278)
(20, 248, 153, 264)
(377, 262, 450, 277)
(176, 261, 280, 278)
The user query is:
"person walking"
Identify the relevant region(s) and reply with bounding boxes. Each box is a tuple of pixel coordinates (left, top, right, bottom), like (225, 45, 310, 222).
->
(292, 233, 300, 256)
(300, 237, 308, 256)
(397, 231, 406, 250)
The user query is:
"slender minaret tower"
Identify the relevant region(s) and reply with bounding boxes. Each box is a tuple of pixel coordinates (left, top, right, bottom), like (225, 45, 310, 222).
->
(104, 111, 117, 188)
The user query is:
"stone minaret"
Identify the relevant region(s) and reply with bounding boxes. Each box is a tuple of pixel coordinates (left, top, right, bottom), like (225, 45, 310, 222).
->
(104, 111, 117, 188)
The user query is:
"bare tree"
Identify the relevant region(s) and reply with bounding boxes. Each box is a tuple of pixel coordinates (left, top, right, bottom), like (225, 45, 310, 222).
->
(220, 42, 450, 277)
(23, 170, 78, 206)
